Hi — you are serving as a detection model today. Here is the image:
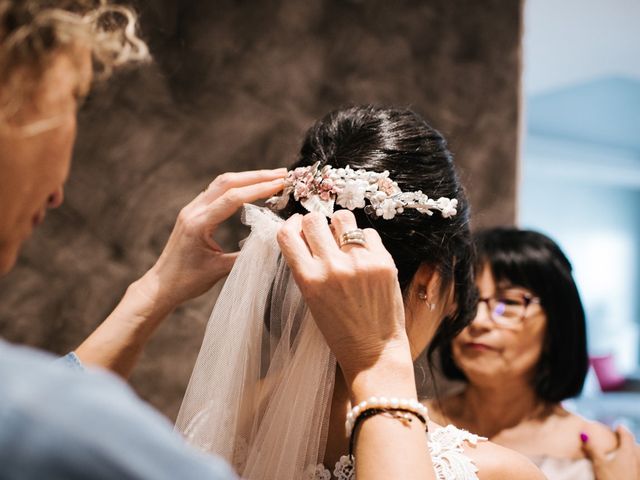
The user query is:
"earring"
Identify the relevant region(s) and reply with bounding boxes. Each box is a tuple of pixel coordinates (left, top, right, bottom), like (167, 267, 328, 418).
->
(418, 291, 436, 311)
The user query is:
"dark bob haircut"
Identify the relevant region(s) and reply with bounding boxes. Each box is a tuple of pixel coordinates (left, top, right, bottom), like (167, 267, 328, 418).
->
(440, 227, 589, 403)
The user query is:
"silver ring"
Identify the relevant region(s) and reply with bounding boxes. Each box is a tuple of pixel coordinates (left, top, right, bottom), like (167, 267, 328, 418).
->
(339, 229, 367, 248)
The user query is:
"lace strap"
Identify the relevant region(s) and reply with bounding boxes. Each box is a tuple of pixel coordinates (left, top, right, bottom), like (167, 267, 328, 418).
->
(428, 425, 487, 480)
(311, 424, 487, 480)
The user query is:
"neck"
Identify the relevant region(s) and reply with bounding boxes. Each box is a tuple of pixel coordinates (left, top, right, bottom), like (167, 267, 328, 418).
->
(461, 377, 546, 438)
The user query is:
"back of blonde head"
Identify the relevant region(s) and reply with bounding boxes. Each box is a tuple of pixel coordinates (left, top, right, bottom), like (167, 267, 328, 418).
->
(0, 0, 149, 122)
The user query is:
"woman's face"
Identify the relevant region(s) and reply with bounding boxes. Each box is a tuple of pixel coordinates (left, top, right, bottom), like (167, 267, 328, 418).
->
(451, 264, 547, 387)
(0, 46, 92, 275)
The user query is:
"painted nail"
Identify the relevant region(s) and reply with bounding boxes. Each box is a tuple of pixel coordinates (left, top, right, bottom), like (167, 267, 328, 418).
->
(580, 432, 589, 443)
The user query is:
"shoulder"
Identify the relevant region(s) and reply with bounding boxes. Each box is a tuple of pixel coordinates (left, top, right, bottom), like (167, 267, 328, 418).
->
(543, 408, 617, 457)
(0, 342, 235, 480)
(427, 424, 543, 479)
(468, 440, 545, 480)
(578, 415, 619, 453)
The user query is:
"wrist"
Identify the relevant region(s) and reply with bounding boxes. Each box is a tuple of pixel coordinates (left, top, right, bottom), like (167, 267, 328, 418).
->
(128, 269, 178, 325)
(344, 342, 417, 404)
(73, 270, 178, 377)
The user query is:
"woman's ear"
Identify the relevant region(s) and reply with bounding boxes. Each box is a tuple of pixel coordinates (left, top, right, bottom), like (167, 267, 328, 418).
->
(413, 263, 440, 305)
(413, 263, 456, 316)
(405, 264, 451, 360)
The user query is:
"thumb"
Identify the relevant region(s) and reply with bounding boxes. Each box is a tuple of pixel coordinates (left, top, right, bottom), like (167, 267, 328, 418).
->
(614, 425, 636, 454)
(581, 431, 606, 464)
(216, 251, 240, 275)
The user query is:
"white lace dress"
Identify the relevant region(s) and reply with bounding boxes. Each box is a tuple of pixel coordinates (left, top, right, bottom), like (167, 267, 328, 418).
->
(306, 424, 487, 480)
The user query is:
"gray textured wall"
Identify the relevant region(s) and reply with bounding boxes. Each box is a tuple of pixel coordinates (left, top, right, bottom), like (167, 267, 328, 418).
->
(0, 0, 522, 420)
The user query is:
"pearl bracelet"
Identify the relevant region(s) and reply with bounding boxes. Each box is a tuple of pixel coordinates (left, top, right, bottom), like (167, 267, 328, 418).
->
(345, 396, 429, 436)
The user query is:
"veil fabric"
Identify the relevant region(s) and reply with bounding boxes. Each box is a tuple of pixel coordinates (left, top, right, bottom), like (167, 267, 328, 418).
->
(176, 204, 336, 479)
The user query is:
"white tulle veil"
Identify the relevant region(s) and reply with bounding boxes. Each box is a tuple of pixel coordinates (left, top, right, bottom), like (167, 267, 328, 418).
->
(175, 204, 336, 478)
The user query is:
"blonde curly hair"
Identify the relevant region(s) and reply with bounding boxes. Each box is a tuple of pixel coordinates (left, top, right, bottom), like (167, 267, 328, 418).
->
(0, 0, 149, 122)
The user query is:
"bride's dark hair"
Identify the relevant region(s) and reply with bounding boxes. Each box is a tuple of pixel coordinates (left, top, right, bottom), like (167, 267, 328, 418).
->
(281, 105, 477, 358)
(177, 106, 477, 477)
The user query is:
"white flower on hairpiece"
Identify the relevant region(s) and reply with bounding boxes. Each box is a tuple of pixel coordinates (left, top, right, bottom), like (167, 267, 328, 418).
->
(377, 198, 400, 220)
(414, 195, 437, 216)
(266, 162, 458, 221)
(436, 197, 459, 218)
(337, 178, 368, 210)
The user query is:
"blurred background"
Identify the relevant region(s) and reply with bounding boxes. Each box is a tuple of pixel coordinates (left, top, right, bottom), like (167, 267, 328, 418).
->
(0, 0, 638, 434)
(0, 0, 522, 419)
(521, 0, 640, 434)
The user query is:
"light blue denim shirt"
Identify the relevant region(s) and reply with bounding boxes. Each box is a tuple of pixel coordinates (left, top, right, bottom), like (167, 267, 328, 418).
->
(59, 351, 84, 371)
(0, 340, 236, 480)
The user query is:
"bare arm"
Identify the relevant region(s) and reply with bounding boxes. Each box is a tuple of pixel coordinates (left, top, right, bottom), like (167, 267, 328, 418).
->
(349, 354, 433, 480)
(74, 269, 177, 377)
(75, 169, 287, 378)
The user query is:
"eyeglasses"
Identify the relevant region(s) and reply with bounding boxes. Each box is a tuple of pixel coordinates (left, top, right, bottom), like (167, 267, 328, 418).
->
(477, 292, 540, 329)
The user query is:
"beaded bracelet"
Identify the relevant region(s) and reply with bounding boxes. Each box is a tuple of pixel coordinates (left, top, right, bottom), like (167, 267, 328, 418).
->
(347, 407, 428, 459)
(345, 397, 428, 436)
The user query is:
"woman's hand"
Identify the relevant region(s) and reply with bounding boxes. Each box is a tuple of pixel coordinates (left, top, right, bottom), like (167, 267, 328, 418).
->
(278, 208, 433, 480)
(277, 209, 413, 390)
(75, 168, 286, 378)
(582, 425, 640, 480)
(140, 168, 287, 311)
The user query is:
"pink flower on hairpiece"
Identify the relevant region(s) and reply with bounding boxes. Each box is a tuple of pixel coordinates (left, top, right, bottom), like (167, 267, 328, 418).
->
(290, 167, 317, 200)
(378, 177, 398, 196)
(293, 183, 309, 200)
(317, 176, 336, 201)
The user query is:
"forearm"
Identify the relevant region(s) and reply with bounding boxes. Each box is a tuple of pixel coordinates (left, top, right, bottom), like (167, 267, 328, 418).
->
(74, 170, 286, 378)
(347, 350, 435, 480)
(75, 268, 175, 378)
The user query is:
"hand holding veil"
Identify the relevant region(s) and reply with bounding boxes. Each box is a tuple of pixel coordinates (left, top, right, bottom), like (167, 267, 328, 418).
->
(176, 205, 337, 479)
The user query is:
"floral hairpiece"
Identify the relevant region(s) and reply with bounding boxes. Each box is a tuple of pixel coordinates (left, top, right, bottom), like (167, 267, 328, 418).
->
(267, 162, 458, 220)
